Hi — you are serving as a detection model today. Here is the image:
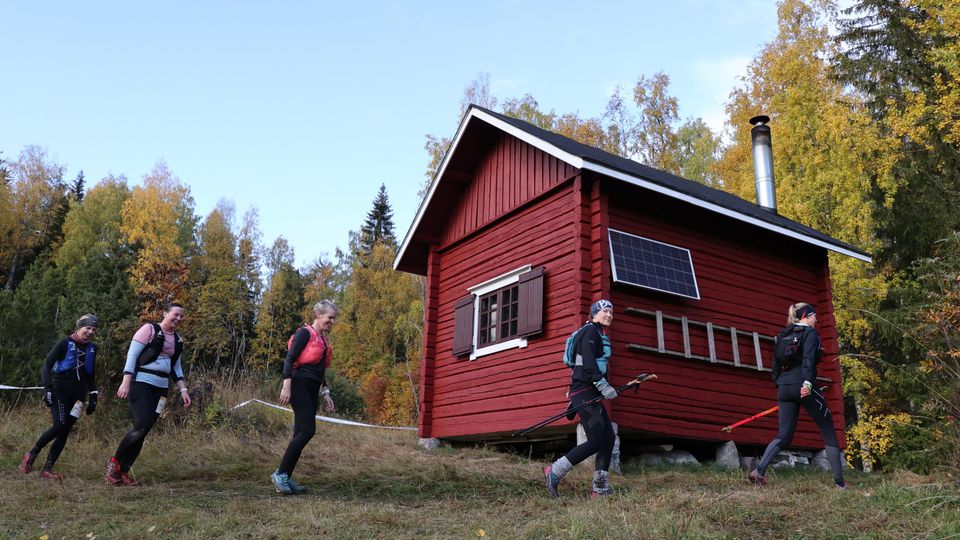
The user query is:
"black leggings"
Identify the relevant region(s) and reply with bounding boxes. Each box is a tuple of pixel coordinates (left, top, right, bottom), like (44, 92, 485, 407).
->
(30, 390, 82, 469)
(563, 389, 616, 471)
(757, 384, 842, 480)
(277, 377, 320, 476)
(114, 382, 167, 472)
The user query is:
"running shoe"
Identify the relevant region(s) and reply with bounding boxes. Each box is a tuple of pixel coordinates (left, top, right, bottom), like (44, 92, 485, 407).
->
(18, 452, 35, 474)
(105, 457, 123, 486)
(835, 481, 849, 490)
(118, 469, 139, 487)
(40, 469, 63, 481)
(749, 469, 767, 486)
(543, 466, 560, 498)
(286, 477, 307, 494)
(271, 471, 293, 495)
(591, 489, 613, 499)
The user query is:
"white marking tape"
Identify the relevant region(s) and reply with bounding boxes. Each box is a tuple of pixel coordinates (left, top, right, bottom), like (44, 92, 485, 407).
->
(0, 385, 44, 390)
(230, 398, 416, 431)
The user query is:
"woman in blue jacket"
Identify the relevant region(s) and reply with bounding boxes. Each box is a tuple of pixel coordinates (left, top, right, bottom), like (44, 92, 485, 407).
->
(19, 314, 100, 480)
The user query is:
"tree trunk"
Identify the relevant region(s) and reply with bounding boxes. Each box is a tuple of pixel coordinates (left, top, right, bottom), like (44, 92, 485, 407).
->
(854, 397, 873, 473)
(4, 252, 18, 292)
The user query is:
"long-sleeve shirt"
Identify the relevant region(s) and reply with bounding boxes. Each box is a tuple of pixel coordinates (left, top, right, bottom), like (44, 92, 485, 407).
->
(123, 323, 185, 388)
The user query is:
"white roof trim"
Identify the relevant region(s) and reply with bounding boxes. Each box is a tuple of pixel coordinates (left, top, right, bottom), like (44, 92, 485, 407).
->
(395, 106, 872, 269)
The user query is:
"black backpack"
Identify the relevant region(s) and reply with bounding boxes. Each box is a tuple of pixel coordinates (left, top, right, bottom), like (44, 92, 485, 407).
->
(134, 323, 183, 380)
(772, 324, 808, 381)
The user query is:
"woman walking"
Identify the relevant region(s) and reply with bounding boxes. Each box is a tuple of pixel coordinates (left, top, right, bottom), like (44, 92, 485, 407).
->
(544, 299, 618, 498)
(271, 300, 338, 495)
(749, 302, 846, 489)
(105, 302, 191, 486)
(19, 315, 100, 480)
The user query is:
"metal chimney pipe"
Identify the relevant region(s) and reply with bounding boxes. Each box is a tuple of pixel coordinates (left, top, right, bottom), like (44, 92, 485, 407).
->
(749, 115, 777, 213)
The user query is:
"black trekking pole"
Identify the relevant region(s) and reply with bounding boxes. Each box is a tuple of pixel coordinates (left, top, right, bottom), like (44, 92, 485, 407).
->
(512, 373, 657, 437)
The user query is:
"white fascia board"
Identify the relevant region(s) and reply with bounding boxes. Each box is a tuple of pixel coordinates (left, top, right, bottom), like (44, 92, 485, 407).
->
(393, 108, 585, 270)
(583, 161, 873, 264)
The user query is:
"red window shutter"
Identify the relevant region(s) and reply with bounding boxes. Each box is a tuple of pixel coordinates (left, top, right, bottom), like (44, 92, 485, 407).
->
(517, 267, 545, 337)
(452, 294, 475, 357)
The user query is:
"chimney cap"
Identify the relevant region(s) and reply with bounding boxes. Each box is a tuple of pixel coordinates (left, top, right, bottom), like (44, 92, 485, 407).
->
(749, 115, 770, 126)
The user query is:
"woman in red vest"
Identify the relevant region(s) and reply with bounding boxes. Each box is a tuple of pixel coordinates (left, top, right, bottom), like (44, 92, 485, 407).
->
(271, 299, 338, 495)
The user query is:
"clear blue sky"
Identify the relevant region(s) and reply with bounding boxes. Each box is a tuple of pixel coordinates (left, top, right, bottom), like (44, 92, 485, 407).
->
(1, 1, 780, 267)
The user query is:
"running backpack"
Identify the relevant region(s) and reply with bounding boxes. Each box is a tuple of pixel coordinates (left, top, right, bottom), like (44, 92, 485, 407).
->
(772, 324, 807, 380)
(562, 324, 590, 368)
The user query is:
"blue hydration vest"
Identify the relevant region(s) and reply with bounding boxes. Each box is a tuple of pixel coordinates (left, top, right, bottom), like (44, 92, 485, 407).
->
(596, 333, 611, 376)
(52, 340, 96, 378)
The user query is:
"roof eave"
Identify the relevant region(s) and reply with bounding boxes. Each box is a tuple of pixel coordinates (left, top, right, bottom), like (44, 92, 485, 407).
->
(582, 160, 872, 263)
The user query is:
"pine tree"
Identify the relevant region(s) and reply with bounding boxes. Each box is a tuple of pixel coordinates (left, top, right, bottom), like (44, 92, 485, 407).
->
(358, 183, 396, 255)
(0, 255, 65, 385)
(70, 170, 85, 203)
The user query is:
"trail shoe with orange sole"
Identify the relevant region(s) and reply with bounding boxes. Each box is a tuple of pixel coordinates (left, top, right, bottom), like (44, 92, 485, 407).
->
(18, 452, 36, 474)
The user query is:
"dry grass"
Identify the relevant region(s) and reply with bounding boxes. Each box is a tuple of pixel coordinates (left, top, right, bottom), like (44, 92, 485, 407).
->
(1, 379, 958, 539)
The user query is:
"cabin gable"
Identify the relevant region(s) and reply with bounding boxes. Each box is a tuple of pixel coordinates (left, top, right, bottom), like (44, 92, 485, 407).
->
(441, 132, 577, 246)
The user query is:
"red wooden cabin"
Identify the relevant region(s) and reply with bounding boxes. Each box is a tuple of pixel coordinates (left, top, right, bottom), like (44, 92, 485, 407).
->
(394, 105, 870, 449)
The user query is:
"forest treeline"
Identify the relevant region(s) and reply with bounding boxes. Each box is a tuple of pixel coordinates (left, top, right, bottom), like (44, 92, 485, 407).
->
(2, 0, 958, 472)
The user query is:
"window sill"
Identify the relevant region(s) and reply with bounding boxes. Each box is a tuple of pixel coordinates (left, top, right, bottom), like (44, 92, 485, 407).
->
(470, 337, 528, 360)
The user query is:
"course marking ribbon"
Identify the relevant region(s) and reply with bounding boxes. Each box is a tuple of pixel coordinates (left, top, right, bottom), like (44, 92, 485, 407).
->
(230, 398, 416, 431)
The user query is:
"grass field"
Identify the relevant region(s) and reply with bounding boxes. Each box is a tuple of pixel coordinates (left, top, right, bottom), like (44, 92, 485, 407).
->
(1, 384, 958, 540)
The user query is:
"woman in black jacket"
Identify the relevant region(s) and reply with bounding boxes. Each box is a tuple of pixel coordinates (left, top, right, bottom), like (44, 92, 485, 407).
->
(19, 314, 100, 480)
(544, 299, 618, 498)
(750, 302, 847, 489)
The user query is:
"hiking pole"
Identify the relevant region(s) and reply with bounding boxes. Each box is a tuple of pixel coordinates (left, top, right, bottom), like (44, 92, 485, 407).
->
(720, 386, 828, 432)
(512, 373, 657, 437)
(720, 405, 779, 432)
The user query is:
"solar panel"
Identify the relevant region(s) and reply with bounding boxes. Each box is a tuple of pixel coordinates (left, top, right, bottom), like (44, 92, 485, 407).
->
(608, 229, 700, 300)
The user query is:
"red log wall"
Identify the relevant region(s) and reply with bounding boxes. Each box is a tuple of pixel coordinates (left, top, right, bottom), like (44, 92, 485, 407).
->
(419, 134, 846, 450)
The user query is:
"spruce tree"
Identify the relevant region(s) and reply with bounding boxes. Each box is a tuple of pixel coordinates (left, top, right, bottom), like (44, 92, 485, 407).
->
(835, 0, 960, 269)
(70, 170, 85, 203)
(358, 183, 396, 255)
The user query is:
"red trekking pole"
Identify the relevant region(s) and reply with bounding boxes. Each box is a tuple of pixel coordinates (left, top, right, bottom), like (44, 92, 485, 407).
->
(720, 386, 828, 432)
(513, 373, 657, 437)
(721, 405, 779, 432)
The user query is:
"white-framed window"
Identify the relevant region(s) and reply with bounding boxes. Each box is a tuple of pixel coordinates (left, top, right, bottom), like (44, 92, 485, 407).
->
(452, 265, 545, 360)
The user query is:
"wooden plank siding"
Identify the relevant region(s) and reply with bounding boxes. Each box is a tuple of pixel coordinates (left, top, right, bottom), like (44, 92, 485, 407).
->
(602, 184, 846, 448)
(440, 133, 577, 246)
(421, 136, 585, 439)
(428, 189, 582, 438)
(417, 245, 441, 437)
